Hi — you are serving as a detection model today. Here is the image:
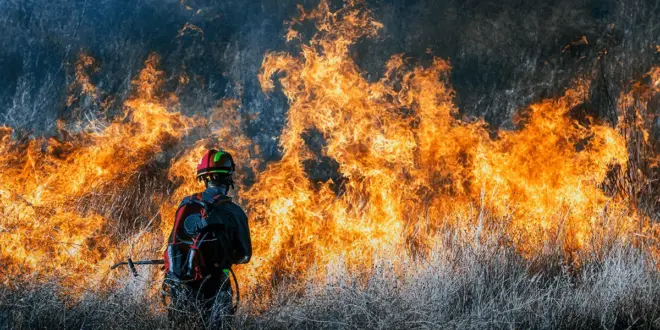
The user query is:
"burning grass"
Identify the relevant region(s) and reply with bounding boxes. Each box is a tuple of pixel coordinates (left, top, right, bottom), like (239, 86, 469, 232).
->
(2, 0, 660, 328)
(2, 228, 659, 329)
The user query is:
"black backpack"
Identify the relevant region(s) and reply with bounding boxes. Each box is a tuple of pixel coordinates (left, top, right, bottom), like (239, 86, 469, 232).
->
(178, 195, 251, 280)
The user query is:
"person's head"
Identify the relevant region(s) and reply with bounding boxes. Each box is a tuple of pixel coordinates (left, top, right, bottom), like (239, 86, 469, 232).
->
(196, 149, 235, 193)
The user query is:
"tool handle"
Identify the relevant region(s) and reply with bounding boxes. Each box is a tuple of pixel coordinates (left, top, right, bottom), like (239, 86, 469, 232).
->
(127, 258, 138, 277)
(110, 259, 165, 272)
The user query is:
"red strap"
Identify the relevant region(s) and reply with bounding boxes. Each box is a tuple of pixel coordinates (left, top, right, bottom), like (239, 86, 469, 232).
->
(190, 234, 206, 281)
(162, 249, 170, 272)
(190, 235, 200, 250)
(170, 205, 187, 244)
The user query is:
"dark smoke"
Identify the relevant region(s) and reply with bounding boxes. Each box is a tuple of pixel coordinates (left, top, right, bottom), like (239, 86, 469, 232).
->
(0, 0, 658, 154)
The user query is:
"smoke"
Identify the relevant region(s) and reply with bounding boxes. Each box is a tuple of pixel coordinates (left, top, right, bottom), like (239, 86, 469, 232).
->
(0, 0, 300, 158)
(2, 0, 658, 139)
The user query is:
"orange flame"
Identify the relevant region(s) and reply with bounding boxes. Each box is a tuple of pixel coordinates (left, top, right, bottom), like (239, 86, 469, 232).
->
(243, 1, 639, 286)
(1, 0, 658, 300)
(0, 54, 194, 290)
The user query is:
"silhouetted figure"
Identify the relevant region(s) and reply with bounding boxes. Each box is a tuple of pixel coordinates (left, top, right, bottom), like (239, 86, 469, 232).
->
(163, 149, 251, 326)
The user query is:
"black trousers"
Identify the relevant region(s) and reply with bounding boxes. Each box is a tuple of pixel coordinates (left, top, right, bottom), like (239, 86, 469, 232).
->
(164, 273, 233, 325)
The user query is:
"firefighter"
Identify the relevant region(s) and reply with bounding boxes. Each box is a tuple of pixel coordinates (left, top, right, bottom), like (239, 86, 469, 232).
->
(163, 149, 251, 323)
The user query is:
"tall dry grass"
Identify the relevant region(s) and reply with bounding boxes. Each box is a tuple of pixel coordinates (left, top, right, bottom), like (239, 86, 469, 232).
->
(2, 221, 659, 330)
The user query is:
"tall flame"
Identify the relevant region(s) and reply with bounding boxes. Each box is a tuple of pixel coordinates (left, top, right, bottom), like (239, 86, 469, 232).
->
(0, 54, 194, 289)
(243, 0, 638, 286)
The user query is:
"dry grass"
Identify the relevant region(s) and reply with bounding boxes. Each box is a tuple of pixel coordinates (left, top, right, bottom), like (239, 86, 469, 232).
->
(2, 231, 659, 330)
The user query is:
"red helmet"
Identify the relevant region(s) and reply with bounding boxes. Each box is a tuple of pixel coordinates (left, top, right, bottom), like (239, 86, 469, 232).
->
(196, 149, 235, 178)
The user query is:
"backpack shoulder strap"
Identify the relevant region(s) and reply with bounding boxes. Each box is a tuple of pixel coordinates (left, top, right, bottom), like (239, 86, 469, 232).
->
(211, 194, 232, 205)
(199, 195, 234, 228)
(179, 193, 204, 207)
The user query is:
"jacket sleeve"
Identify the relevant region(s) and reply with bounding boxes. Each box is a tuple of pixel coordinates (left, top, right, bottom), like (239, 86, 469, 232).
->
(232, 205, 252, 264)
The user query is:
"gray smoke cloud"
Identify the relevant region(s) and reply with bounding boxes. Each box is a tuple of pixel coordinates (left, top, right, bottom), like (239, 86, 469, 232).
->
(0, 0, 658, 157)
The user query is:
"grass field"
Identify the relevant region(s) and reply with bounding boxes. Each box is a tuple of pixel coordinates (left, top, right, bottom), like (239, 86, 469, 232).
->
(3, 225, 659, 329)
